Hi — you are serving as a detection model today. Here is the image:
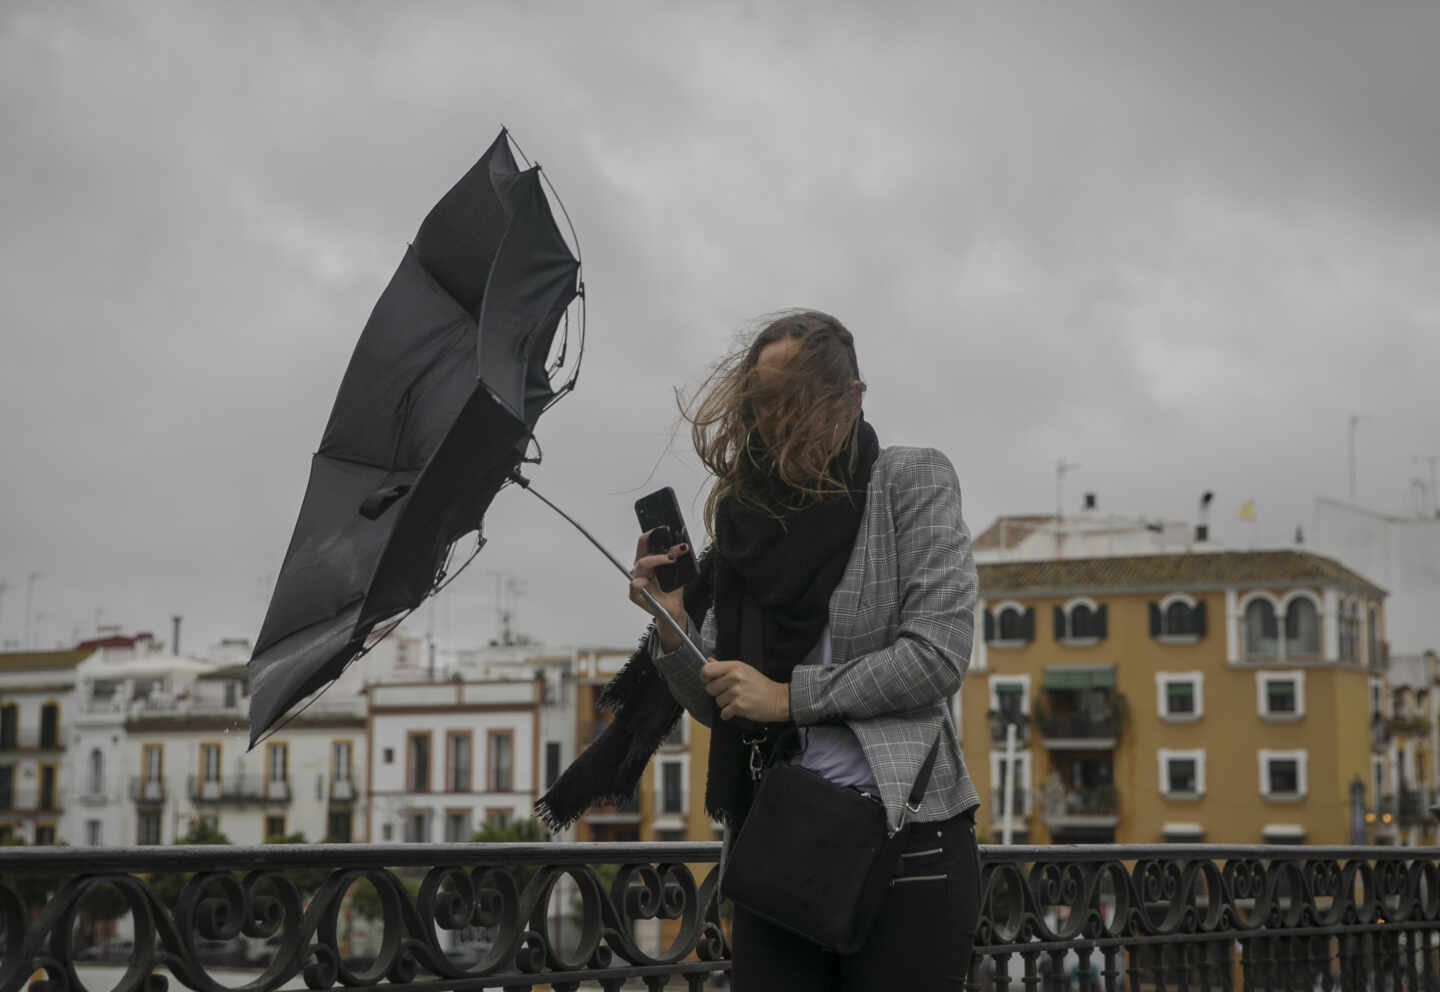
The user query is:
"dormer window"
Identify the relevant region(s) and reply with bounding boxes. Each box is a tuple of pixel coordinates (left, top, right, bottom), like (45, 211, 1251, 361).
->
(1053, 599, 1107, 645)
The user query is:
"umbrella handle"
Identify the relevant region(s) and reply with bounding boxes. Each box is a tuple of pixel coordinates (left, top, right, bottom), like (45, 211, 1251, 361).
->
(509, 472, 710, 669)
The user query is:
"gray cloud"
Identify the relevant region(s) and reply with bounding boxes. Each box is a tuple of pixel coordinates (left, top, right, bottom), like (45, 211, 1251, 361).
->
(1, 1, 1436, 658)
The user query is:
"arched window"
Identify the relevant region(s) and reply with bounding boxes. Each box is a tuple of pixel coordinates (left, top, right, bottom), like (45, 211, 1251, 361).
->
(1245, 599, 1278, 657)
(1069, 604, 1096, 638)
(1284, 597, 1321, 656)
(998, 607, 1026, 641)
(89, 748, 104, 795)
(1164, 601, 1191, 634)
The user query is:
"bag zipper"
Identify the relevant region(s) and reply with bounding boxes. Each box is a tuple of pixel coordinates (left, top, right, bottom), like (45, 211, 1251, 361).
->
(891, 873, 948, 886)
(900, 847, 943, 859)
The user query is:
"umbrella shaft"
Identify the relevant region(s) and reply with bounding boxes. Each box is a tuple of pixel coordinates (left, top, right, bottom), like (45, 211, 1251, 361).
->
(513, 475, 708, 667)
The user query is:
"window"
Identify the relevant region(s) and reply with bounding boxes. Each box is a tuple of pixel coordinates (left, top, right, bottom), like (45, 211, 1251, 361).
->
(1244, 599, 1279, 657)
(89, 748, 105, 795)
(39, 765, 56, 810)
(661, 760, 684, 815)
(0, 824, 11, 841)
(383, 747, 395, 765)
(405, 811, 431, 843)
(1055, 600, 1106, 642)
(1283, 596, 1321, 656)
(444, 810, 471, 842)
(266, 742, 289, 784)
(333, 740, 353, 782)
(485, 808, 513, 829)
(1156, 673, 1203, 720)
(0, 766, 12, 808)
(989, 676, 1031, 719)
(381, 822, 394, 841)
(1259, 749, 1308, 799)
(0, 704, 16, 748)
(1368, 604, 1381, 666)
(35, 825, 56, 846)
(545, 741, 562, 790)
(1371, 681, 1382, 719)
(327, 810, 353, 842)
(138, 810, 163, 845)
(1340, 600, 1360, 662)
(86, 820, 102, 846)
(142, 743, 164, 782)
(201, 743, 221, 783)
(991, 604, 1032, 643)
(656, 828, 686, 843)
(265, 815, 286, 840)
(1152, 595, 1206, 640)
(40, 703, 59, 749)
(224, 682, 238, 708)
(446, 732, 472, 792)
(988, 750, 1031, 818)
(488, 731, 514, 792)
(1257, 672, 1305, 720)
(1159, 749, 1205, 797)
(407, 732, 432, 792)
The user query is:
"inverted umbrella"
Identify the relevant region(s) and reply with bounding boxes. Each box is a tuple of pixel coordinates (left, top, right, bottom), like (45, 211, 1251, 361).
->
(248, 130, 582, 744)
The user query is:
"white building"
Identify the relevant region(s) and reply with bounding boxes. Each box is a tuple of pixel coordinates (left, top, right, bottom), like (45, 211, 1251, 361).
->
(67, 651, 218, 848)
(973, 494, 1219, 564)
(1311, 498, 1440, 656)
(367, 676, 545, 844)
(0, 647, 95, 844)
(123, 663, 367, 846)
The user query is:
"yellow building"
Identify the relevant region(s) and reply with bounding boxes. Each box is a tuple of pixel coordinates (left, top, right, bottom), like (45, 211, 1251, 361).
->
(963, 549, 1387, 846)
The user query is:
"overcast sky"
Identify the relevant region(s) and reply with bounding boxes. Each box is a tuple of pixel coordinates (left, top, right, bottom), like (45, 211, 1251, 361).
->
(2, 1, 1438, 658)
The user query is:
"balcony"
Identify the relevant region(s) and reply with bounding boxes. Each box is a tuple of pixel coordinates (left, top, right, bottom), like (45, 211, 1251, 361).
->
(329, 778, 357, 803)
(986, 710, 1030, 746)
(1037, 713, 1119, 748)
(1377, 789, 1431, 824)
(583, 794, 642, 824)
(128, 777, 166, 804)
(186, 775, 291, 804)
(1043, 784, 1121, 834)
(6, 841, 1440, 992)
(988, 788, 1029, 821)
(0, 728, 65, 752)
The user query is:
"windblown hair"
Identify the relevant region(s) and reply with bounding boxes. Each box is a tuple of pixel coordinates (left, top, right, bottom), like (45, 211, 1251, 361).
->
(684, 310, 866, 536)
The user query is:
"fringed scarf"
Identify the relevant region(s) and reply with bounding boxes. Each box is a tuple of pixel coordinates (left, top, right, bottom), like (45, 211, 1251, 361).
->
(535, 417, 879, 831)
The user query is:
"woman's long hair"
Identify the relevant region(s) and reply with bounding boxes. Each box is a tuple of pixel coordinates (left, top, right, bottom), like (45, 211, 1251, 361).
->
(684, 310, 866, 536)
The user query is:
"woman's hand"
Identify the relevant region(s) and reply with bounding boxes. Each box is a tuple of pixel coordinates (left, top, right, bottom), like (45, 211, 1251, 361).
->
(629, 530, 690, 650)
(701, 659, 791, 722)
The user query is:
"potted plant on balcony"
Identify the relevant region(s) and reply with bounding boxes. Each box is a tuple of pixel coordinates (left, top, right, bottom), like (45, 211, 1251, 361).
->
(1101, 690, 1129, 740)
(1031, 694, 1052, 736)
(986, 708, 1029, 742)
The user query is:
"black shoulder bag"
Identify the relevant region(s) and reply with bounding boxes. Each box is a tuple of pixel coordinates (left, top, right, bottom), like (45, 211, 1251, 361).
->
(719, 727, 944, 954)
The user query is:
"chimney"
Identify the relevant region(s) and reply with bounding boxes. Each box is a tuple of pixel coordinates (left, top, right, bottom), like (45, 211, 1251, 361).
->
(1083, 492, 1097, 511)
(1195, 491, 1214, 543)
(172, 615, 182, 657)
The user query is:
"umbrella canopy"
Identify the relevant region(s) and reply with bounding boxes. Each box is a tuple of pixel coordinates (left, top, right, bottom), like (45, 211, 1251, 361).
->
(248, 130, 580, 743)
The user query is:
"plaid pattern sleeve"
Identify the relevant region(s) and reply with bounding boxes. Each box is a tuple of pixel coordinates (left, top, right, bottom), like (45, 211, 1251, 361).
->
(649, 612, 720, 728)
(788, 448, 976, 725)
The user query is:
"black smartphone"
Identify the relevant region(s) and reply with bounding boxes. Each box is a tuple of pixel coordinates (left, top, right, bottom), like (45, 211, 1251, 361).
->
(634, 486, 697, 593)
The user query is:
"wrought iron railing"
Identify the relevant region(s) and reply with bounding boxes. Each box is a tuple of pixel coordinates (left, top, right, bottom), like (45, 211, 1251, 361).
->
(1038, 713, 1119, 740)
(5, 843, 1440, 991)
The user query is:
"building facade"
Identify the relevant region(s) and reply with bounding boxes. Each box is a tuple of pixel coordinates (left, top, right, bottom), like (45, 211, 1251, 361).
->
(0, 648, 93, 844)
(964, 549, 1387, 846)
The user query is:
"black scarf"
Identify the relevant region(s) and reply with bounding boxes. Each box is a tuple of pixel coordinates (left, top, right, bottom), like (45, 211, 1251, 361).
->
(535, 417, 879, 831)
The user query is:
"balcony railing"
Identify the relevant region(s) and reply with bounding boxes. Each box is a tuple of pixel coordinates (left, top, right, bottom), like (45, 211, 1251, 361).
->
(0, 728, 64, 751)
(186, 775, 291, 804)
(4, 843, 1440, 992)
(1043, 784, 1121, 825)
(1378, 788, 1432, 823)
(584, 794, 642, 823)
(128, 777, 166, 804)
(1038, 713, 1119, 744)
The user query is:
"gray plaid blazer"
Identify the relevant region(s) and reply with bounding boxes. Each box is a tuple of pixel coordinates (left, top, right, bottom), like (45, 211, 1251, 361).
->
(652, 445, 981, 835)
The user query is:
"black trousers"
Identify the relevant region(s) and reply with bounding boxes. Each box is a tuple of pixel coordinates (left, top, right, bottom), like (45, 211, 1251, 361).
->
(730, 806, 982, 991)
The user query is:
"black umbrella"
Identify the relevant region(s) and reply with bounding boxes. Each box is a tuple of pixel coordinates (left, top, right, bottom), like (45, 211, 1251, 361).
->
(248, 130, 582, 744)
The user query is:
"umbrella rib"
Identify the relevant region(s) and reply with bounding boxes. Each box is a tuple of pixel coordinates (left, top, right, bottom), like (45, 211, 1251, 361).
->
(509, 472, 708, 668)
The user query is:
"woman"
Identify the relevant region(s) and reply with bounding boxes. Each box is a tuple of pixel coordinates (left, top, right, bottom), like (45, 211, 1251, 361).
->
(627, 310, 982, 990)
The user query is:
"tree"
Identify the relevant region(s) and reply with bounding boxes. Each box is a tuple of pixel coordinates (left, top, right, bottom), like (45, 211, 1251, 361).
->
(146, 822, 232, 909)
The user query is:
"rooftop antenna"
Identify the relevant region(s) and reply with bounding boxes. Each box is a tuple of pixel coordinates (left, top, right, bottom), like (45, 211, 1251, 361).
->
(1055, 459, 1081, 557)
(1348, 414, 1368, 505)
(24, 571, 42, 650)
(1414, 455, 1440, 517)
(0, 580, 8, 635)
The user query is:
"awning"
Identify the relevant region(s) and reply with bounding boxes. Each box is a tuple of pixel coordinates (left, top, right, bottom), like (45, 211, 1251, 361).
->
(1042, 665, 1116, 691)
(1262, 824, 1306, 840)
(1162, 822, 1204, 840)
